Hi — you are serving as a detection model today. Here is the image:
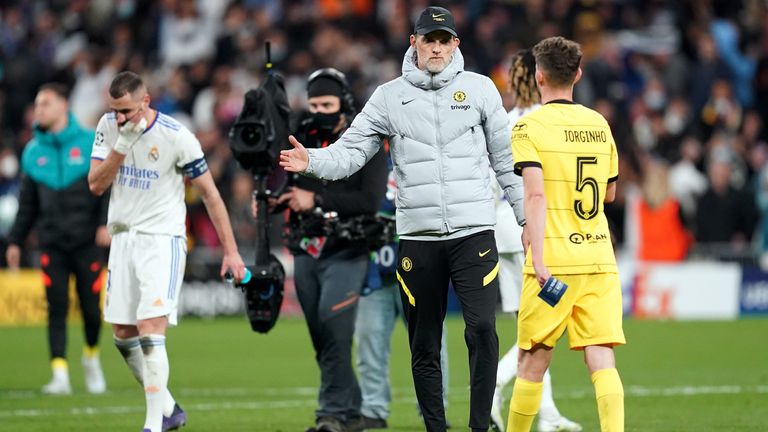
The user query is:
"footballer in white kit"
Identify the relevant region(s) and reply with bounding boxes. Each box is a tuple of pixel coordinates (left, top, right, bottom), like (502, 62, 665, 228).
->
(492, 106, 538, 314)
(91, 111, 204, 326)
(89, 71, 245, 432)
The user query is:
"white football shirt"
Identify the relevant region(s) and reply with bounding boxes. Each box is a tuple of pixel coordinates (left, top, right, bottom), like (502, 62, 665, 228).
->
(92, 111, 207, 237)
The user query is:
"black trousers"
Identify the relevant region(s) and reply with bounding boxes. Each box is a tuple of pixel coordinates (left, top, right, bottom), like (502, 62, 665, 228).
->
(42, 245, 103, 359)
(397, 230, 499, 432)
(293, 249, 368, 422)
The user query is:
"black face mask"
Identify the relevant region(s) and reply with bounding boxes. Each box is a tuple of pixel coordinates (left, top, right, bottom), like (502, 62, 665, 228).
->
(310, 111, 341, 132)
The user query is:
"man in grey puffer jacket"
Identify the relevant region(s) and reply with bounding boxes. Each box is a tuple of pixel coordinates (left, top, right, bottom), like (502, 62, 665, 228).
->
(281, 6, 525, 432)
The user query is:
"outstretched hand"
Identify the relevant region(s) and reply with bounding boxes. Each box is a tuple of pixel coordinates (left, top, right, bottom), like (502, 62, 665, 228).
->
(279, 135, 309, 173)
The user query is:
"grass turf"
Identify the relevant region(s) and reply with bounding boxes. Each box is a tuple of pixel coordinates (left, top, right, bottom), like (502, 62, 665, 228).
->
(1, 315, 766, 431)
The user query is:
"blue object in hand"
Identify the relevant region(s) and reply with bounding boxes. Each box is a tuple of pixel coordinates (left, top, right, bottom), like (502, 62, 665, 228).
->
(240, 268, 252, 284)
(538, 276, 568, 307)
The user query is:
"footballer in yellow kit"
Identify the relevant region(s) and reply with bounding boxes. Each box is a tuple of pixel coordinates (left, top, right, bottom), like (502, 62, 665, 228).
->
(511, 100, 625, 351)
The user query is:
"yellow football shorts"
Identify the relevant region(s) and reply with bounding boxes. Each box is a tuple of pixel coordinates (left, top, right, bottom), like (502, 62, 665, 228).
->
(517, 272, 626, 350)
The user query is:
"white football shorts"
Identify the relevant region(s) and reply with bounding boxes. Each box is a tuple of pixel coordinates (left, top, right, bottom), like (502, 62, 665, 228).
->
(499, 251, 525, 313)
(104, 231, 186, 326)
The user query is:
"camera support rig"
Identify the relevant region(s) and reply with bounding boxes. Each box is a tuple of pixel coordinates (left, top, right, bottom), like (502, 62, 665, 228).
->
(227, 41, 289, 333)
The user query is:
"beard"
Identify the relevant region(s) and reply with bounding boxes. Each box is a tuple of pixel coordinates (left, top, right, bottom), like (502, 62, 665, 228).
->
(426, 59, 447, 73)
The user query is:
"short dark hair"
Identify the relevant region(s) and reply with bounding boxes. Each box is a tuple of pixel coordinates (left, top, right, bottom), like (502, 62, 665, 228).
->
(109, 71, 145, 99)
(532, 36, 582, 88)
(38, 83, 69, 100)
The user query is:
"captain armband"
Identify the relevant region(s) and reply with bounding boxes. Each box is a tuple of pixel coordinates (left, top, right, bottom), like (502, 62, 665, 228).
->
(182, 158, 209, 179)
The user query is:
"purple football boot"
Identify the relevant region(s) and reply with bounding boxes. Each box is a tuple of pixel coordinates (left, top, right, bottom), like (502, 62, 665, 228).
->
(162, 404, 187, 431)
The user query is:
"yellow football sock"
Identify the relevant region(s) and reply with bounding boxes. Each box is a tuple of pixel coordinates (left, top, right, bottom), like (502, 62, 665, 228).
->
(51, 357, 68, 371)
(507, 377, 543, 432)
(592, 368, 624, 432)
(83, 345, 100, 358)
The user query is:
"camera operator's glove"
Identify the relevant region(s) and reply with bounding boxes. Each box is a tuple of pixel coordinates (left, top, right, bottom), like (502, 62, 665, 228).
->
(114, 118, 148, 155)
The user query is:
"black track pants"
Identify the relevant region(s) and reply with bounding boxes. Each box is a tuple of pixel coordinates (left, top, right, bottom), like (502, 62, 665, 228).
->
(397, 230, 500, 432)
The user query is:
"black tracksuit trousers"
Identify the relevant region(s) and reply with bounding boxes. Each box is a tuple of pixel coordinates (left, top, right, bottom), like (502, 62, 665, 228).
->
(42, 245, 103, 359)
(397, 230, 500, 432)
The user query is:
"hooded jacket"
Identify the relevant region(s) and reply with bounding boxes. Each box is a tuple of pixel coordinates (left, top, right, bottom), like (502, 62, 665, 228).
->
(8, 113, 108, 250)
(306, 47, 524, 237)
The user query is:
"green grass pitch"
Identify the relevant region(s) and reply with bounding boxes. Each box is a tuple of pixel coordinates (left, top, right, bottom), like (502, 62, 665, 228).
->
(1, 315, 766, 431)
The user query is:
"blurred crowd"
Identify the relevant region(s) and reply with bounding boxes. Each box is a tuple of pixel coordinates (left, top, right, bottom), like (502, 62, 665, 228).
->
(2, 0, 768, 267)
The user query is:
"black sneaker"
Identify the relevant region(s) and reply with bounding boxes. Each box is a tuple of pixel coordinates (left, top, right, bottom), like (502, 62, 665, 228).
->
(346, 415, 387, 430)
(361, 416, 387, 429)
(316, 416, 346, 432)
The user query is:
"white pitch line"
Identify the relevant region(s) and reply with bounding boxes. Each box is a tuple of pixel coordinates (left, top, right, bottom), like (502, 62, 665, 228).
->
(1, 385, 766, 418)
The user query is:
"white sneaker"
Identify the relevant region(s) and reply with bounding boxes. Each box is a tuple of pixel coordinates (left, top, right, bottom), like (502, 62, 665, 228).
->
(42, 375, 72, 395)
(490, 388, 505, 432)
(537, 415, 582, 432)
(82, 355, 106, 394)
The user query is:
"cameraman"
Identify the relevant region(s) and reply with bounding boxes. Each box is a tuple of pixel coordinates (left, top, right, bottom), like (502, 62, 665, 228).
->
(260, 68, 387, 432)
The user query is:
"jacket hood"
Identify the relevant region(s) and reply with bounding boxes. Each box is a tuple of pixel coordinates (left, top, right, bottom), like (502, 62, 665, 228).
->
(402, 45, 464, 90)
(33, 112, 83, 148)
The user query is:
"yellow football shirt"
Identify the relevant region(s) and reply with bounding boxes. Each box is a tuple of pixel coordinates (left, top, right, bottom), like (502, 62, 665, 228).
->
(511, 100, 618, 275)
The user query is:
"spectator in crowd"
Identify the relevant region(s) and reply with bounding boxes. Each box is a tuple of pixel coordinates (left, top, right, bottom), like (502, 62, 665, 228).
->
(6, 83, 109, 395)
(698, 79, 743, 141)
(669, 137, 708, 224)
(0, 147, 20, 243)
(695, 149, 759, 247)
(635, 158, 692, 261)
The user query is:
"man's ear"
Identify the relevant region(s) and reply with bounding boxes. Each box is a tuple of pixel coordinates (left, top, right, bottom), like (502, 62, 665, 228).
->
(535, 68, 545, 88)
(454, 37, 460, 48)
(410, 34, 416, 48)
(574, 67, 582, 85)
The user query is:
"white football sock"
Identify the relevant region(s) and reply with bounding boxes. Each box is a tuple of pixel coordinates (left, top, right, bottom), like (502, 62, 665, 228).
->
(496, 344, 519, 388)
(539, 368, 562, 420)
(140, 335, 169, 432)
(114, 336, 176, 417)
(114, 336, 144, 383)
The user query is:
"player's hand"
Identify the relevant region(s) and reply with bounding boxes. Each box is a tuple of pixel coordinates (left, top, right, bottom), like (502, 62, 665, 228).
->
(6, 244, 20, 271)
(95, 225, 111, 248)
(114, 117, 147, 155)
(221, 251, 246, 281)
(533, 261, 551, 288)
(279, 135, 309, 173)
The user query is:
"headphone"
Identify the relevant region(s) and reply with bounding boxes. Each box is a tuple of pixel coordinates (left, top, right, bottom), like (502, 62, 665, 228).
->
(307, 67, 356, 118)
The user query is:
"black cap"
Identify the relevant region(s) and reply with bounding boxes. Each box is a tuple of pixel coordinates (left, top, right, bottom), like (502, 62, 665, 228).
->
(414, 6, 457, 37)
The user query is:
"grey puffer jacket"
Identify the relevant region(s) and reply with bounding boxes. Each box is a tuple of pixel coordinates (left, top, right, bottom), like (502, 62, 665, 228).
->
(306, 47, 524, 236)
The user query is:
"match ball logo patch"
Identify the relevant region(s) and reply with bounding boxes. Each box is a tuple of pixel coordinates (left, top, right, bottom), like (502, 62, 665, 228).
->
(453, 91, 466, 102)
(94, 131, 105, 147)
(401, 257, 413, 272)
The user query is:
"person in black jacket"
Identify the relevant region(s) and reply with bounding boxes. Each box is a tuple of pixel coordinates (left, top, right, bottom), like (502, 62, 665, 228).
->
(258, 68, 387, 432)
(6, 83, 110, 395)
